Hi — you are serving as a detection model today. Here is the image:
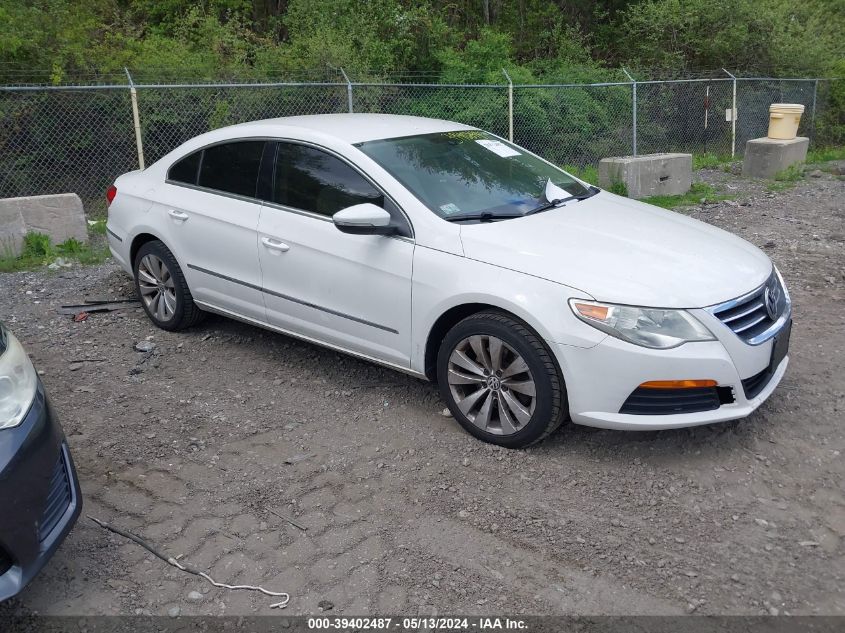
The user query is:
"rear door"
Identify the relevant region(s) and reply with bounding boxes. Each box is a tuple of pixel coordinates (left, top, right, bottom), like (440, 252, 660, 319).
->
(257, 141, 414, 367)
(157, 140, 269, 321)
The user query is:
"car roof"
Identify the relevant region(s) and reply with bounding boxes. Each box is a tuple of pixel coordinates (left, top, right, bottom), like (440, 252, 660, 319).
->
(224, 113, 476, 144)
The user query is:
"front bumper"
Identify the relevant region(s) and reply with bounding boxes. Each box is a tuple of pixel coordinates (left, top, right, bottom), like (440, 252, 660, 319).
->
(0, 380, 82, 602)
(555, 319, 790, 431)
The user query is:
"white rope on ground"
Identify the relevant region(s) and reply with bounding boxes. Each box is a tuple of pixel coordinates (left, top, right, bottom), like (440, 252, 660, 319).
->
(89, 516, 290, 609)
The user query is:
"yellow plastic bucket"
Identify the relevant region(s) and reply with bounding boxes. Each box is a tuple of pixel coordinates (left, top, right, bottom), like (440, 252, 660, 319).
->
(767, 103, 804, 140)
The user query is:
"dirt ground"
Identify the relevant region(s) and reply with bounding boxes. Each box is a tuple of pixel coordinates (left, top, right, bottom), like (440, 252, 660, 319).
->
(0, 165, 843, 618)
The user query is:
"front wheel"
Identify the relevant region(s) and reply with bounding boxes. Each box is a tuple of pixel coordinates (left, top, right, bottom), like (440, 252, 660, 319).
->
(436, 311, 566, 448)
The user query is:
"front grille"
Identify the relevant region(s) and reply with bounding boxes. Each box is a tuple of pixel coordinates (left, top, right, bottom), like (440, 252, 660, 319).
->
(39, 448, 72, 542)
(711, 273, 787, 344)
(0, 546, 12, 575)
(620, 386, 734, 415)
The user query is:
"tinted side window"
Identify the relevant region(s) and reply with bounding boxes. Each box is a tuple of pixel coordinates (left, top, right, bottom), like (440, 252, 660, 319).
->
(168, 151, 201, 184)
(274, 143, 383, 216)
(198, 141, 265, 198)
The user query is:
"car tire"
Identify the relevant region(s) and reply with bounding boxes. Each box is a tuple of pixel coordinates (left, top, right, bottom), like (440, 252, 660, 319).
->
(436, 311, 566, 448)
(133, 240, 205, 331)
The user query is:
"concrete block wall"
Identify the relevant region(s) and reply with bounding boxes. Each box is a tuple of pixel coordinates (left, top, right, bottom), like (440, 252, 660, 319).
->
(598, 153, 692, 199)
(0, 193, 88, 257)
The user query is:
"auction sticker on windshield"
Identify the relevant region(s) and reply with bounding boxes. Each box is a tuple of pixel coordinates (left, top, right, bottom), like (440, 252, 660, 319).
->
(475, 139, 521, 157)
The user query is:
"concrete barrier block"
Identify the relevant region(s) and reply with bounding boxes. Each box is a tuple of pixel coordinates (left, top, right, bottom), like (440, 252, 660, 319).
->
(0, 193, 88, 257)
(598, 153, 692, 199)
(742, 136, 808, 179)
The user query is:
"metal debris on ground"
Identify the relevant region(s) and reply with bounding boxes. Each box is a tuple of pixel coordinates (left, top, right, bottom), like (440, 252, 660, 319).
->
(58, 297, 140, 316)
(269, 508, 307, 531)
(88, 515, 290, 609)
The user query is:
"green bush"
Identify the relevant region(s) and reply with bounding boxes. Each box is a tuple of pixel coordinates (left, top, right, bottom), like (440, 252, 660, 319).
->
(56, 237, 85, 254)
(562, 164, 599, 183)
(773, 164, 804, 182)
(0, 231, 111, 272)
(806, 146, 845, 163)
(21, 232, 52, 258)
(607, 181, 628, 196)
(693, 153, 733, 170)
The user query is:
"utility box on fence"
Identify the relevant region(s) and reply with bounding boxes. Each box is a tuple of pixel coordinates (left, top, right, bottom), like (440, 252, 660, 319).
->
(0, 193, 88, 257)
(598, 153, 692, 199)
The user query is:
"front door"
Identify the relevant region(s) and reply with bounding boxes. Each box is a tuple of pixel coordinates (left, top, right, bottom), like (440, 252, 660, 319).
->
(257, 141, 414, 367)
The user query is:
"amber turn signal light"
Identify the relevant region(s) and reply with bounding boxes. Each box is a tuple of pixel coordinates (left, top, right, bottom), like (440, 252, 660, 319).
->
(573, 302, 609, 321)
(639, 379, 718, 389)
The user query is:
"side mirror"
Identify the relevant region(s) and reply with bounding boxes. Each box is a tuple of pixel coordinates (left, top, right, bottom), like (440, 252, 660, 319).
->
(332, 203, 396, 235)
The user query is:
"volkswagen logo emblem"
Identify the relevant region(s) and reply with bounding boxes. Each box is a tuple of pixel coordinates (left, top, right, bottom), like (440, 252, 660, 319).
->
(764, 282, 780, 320)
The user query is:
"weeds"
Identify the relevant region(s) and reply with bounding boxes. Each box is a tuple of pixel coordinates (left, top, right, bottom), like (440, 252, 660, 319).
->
(56, 237, 85, 254)
(773, 163, 804, 182)
(805, 146, 845, 164)
(640, 182, 734, 209)
(766, 181, 798, 192)
(21, 232, 52, 258)
(0, 231, 111, 273)
(693, 153, 733, 170)
(563, 164, 599, 184)
(607, 180, 628, 196)
(88, 219, 108, 235)
(764, 163, 805, 191)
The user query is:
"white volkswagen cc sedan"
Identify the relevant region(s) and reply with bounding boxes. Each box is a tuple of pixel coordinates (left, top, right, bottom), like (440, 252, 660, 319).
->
(106, 114, 791, 448)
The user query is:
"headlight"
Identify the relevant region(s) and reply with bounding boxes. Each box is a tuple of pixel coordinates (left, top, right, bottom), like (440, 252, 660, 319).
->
(0, 326, 38, 430)
(569, 299, 715, 349)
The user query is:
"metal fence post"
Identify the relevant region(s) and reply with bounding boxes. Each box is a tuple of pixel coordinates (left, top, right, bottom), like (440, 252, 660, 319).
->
(124, 67, 145, 169)
(723, 69, 737, 157)
(622, 68, 637, 156)
(811, 78, 819, 145)
(502, 68, 514, 142)
(340, 68, 354, 114)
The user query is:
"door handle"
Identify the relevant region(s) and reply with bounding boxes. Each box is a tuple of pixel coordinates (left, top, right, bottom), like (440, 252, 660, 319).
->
(261, 237, 290, 252)
(168, 209, 189, 221)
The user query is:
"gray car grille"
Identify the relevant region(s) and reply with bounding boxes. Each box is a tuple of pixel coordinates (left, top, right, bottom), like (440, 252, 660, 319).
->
(39, 449, 72, 542)
(710, 272, 789, 344)
(0, 546, 12, 575)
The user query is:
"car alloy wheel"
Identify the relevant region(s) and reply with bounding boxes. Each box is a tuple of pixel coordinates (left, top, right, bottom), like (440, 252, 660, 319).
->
(133, 239, 205, 331)
(447, 334, 537, 435)
(137, 253, 177, 322)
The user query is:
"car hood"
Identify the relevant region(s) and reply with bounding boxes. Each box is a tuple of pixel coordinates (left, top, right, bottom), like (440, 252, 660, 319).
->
(458, 191, 772, 308)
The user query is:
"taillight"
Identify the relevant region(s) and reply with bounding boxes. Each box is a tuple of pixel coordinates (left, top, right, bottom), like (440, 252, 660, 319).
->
(106, 185, 117, 206)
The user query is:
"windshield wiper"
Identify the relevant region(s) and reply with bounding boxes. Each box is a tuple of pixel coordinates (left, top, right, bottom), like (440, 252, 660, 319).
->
(523, 186, 600, 216)
(443, 211, 524, 223)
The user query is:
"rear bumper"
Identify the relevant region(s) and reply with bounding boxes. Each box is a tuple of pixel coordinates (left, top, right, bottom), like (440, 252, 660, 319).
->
(0, 381, 81, 602)
(106, 224, 132, 275)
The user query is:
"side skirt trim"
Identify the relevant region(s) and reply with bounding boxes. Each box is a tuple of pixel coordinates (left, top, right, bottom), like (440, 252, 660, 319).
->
(193, 300, 425, 380)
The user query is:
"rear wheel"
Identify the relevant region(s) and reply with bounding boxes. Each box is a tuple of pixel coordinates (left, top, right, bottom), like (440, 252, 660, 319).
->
(436, 311, 566, 448)
(133, 240, 205, 331)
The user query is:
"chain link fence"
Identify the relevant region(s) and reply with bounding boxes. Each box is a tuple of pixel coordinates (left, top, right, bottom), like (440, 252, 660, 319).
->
(1, 73, 841, 215)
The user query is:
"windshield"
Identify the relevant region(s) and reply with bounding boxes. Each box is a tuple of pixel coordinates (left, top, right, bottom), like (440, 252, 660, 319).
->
(355, 130, 591, 220)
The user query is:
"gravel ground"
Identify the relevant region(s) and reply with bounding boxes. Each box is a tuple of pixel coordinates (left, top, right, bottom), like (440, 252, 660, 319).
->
(0, 165, 843, 617)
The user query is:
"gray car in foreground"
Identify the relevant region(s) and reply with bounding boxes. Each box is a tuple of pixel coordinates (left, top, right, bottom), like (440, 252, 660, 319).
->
(0, 322, 81, 601)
